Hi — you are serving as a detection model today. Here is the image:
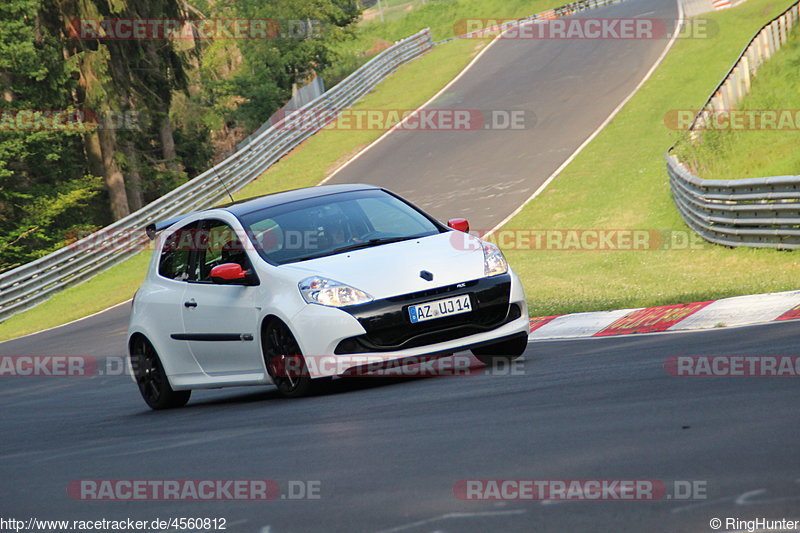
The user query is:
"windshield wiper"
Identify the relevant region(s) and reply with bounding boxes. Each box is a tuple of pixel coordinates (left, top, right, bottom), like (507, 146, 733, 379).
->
(329, 236, 416, 255)
(284, 235, 425, 264)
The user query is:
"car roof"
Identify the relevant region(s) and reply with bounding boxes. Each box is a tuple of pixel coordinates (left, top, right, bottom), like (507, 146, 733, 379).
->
(218, 183, 380, 217)
(146, 184, 384, 239)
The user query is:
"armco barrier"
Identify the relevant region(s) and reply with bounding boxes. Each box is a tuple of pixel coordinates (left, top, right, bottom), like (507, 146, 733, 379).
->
(0, 29, 433, 323)
(0, 0, 628, 323)
(667, 154, 800, 248)
(667, 1, 800, 249)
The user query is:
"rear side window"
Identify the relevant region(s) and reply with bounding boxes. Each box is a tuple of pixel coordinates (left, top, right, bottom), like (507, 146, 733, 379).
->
(158, 223, 198, 281)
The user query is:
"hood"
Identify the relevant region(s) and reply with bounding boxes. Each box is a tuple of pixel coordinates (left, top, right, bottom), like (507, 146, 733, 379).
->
(278, 232, 487, 300)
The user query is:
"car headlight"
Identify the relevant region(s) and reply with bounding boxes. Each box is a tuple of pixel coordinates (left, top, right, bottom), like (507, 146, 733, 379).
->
(298, 277, 373, 307)
(482, 241, 508, 277)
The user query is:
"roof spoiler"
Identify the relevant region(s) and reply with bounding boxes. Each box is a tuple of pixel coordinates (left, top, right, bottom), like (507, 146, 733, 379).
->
(145, 214, 192, 240)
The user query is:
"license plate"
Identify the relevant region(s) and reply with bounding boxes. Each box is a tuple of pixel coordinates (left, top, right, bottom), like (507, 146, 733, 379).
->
(408, 294, 472, 323)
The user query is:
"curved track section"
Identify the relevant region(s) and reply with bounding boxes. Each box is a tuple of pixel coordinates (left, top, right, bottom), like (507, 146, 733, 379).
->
(328, 0, 679, 230)
(6, 2, 795, 532)
(1, 322, 799, 531)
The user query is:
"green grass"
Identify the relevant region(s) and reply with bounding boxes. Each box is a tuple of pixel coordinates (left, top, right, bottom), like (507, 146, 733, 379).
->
(358, 0, 561, 42)
(0, 252, 150, 342)
(501, 0, 800, 316)
(235, 37, 491, 198)
(674, 23, 800, 179)
(0, 0, 563, 342)
(5, 0, 796, 340)
(324, 0, 563, 85)
(242, 0, 568, 197)
(361, 0, 431, 25)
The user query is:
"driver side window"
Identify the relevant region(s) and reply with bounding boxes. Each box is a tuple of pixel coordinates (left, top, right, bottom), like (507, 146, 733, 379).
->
(194, 220, 253, 283)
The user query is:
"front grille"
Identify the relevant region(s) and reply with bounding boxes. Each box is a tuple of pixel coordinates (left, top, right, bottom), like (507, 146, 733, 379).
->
(335, 275, 517, 354)
(385, 280, 479, 303)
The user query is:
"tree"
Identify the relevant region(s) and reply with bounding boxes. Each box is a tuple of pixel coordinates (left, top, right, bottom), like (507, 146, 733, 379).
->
(0, 0, 105, 270)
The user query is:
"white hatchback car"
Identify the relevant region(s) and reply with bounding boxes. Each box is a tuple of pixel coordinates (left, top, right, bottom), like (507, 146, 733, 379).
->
(128, 184, 529, 409)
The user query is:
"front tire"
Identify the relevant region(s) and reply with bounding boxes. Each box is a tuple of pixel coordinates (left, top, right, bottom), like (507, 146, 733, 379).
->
(262, 320, 327, 398)
(130, 336, 191, 410)
(471, 333, 528, 366)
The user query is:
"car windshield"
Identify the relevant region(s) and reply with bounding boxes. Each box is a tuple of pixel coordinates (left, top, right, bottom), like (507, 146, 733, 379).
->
(238, 189, 443, 265)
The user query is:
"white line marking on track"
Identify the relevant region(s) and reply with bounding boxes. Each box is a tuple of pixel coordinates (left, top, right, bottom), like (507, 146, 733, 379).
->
(0, 298, 132, 344)
(736, 489, 766, 505)
(485, 0, 685, 238)
(318, 26, 513, 186)
(2, 26, 511, 346)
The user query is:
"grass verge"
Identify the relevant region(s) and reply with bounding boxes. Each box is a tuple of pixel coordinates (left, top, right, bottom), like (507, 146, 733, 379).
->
(502, 0, 800, 316)
(0, 252, 149, 342)
(325, 0, 568, 84)
(0, 0, 563, 342)
(8, 0, 790, 338)
(235, 37, 490, 198)
(674, 23, 800, 179)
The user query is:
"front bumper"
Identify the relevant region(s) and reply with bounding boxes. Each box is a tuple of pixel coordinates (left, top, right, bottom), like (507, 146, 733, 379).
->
(290, 271, 529, 378)
(336, 273, 517, 353)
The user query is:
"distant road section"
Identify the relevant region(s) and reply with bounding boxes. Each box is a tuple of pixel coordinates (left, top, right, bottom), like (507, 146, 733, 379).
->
(329, 0, 680, 231)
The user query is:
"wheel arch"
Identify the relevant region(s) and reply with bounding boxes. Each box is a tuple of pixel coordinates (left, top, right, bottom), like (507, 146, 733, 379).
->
(127, 331, 185, 391)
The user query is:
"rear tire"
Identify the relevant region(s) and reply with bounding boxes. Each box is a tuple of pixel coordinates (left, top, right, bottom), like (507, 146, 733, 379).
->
(262, 320, 328, 398)
(130, 336, 191, 410)
(471, 334, 528, 366)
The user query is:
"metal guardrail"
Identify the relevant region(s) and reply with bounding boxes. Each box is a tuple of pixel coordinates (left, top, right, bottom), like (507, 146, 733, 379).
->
(667, 0, 800, 249)
(0, 28, 433, 323)
(0, 0, 627, 323)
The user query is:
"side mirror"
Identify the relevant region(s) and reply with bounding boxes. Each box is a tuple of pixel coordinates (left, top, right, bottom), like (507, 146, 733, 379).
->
(447, 218, 470, 233)
(210, 263, 258, 286)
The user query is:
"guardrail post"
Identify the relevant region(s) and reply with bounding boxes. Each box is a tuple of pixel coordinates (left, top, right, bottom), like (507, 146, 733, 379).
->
(10, 0, 775, 321)
(759, 36, 768, 66)
(765, 25, 775, 58)
(738, 64, 747, 101)
(741, 55, 751, 93)
(779, 15, 788, 44)
(0, 27, 441, 323)
(772, 22, 781, 52)
(721, 81, 732, 110)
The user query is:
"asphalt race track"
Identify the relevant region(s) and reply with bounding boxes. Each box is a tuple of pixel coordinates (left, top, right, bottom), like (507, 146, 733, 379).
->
(1, 312, 799, 532)
(2, 0, 799, 531)
(328, 0, 679, 231)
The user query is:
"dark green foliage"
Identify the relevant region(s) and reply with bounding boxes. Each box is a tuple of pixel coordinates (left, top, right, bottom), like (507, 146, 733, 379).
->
(0, 0, 361, 271)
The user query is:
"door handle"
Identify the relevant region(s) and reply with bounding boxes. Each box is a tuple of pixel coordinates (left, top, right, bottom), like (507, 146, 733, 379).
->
(184, 300, 198, 308)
